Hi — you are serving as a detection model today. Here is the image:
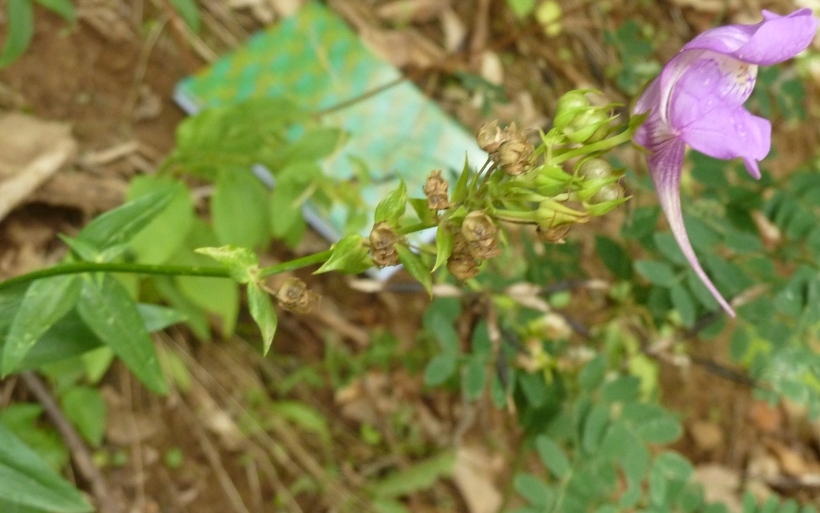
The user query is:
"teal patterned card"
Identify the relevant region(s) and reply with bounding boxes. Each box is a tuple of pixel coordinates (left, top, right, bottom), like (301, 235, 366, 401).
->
(174, 1, 485, 275)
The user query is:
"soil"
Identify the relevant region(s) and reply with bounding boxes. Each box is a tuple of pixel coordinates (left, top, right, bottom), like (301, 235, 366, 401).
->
(1, 1, 819, 513)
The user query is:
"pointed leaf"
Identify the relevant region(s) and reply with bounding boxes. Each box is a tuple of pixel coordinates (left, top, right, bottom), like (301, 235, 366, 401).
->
(195, 245, 258, 283)
(314, 234, 372, 275)
(77, 275, 167, 394)
(0, 0, 34, 68)
(433, 227, 454, 272)
(76, 189, 175, 253)
(0, 423, 91, 512)
(169, 0, 200, 32)
(247, 283, 277, 355)
(212, 168, 270, 249)
(2, 275, 80, 375)
(374, 180, 407, 224)
(396, 245, 432, 295)
(34, 0, 75, 22)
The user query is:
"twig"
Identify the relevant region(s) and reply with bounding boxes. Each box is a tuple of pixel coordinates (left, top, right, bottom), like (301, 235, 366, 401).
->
(20, 372, 121, 513)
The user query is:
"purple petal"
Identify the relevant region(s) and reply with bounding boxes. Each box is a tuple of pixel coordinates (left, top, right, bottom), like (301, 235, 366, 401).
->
(683, 9, 817, 65)
(646, 137, 736, 316)
(678, 105, 770, 179)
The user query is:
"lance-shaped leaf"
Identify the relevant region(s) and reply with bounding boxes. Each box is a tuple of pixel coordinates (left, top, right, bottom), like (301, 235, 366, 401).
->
(77, 275, 168, 395)
(196, 245, 258, 283)
(247, 283, 278, 355)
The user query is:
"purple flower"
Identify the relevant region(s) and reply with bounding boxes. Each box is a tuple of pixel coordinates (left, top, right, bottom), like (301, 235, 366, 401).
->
(633, 9, 817, 316)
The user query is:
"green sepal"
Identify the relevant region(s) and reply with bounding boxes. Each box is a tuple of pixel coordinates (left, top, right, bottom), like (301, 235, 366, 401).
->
(314, 234, 372, 275)
(374, 180, 407, 225)
(195, 245, 258, 283)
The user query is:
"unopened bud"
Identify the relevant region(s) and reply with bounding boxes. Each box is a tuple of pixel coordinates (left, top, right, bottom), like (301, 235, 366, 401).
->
(590, 183, 624, 204)
(477, 120, 504, 153)
(564, 109, 610, 144)
(536, 200, 589, 229)
(277, 277, 319, 314)
(423, 170, 449, 210)
(552, 91, 591, 130)
(369, 222, 400, 267)
(577, 158, 613, 180)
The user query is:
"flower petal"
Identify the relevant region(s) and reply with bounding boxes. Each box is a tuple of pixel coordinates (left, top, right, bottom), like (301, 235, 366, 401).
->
(647, 137, 736, 316)
(679, 105, 770, 179)
(683, 9, 817, 65)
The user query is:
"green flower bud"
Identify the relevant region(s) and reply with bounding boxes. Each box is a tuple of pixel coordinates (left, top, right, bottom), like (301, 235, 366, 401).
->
(577, 158, 613, 180)
(553, 91, 591, 130)
(564, 109, 610, 144)
(536, 200, 589, 228)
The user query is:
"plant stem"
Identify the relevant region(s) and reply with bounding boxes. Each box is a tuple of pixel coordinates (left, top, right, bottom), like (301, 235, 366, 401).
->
(396, 222, 437, 235)
(258, 250, 333, 277)
(551, 127, 634, 165)
(0, 262, 231, 292)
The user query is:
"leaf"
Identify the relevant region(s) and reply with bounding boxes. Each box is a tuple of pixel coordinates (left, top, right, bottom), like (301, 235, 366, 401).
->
(195, 245, 258, 283)
(247, 283, 277, 355)
(374, 180, 407, 225)
(314, 234, 372, 275)
(34, 0, 75, 22)
(424, 353, 457, 386)
(578, 354, 607, 391)
(535, 435, 571, 478)
(396, 245, 432, 296)
(513, 472, 553, 507)
(433, 227, 454, 272)
(127, 176, 195, 265)
(212, 168, 270, 249)
(370, 452, 454, 498)
(0, 423, 91, 512)
(169, 0, 200, 32)
(595, 236, 633, 279)
(2, 275, 80, 375)
(507, 0, 536, 18)
(451, 158, 471, 204)
(271, 401, 330, 443)
(623, 403, 682, 444)
(60, 387, 106, 447)
(635, 260, 678, 287)
(670, 285, 696, 327)
(463, 357, 486, 400)
(77, 275, 167, 394)
(0, 0, 34, 68)
(582, 404, 610, 454)
(600, 376, 641, 404)
(137, 303, 187, 332)
(76, 189, 176, 254)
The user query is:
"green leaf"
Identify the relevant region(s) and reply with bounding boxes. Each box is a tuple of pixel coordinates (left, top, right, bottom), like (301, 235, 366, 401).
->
(3, 275, 80, 375)
(34, 0, 75, 22)
(595, 236, 633, 279)
(507, 0, 536, 17)
(582, 404, 610, 454)
(195, 245, 258, 283)
(137, 303, 187, 332)
(77, 275, 167, 394)
(433, 227, 454, 272)
(578, 355, 607, 391)
(513, 472, 553, 507)
(271, 401, 330, 443)
(463, 357, 486, 400)
(0, 422, 91, 512)
(396, 245, 432, 296)
(670, 285, 696, 327)
(315, 234, 372, 274)
(127, 176, 195, 265)
(635, 260, 678, 287)
(247, 283, 277, 355)
(0, 0, 34, 68)
(374, 180, 407, 225)
(623, 404, 682, 444)
(451, 159, 471, 204)
(369, 452, 454, 498)
(60, 387, 106, 447)
(424, 353, 457, 386)
(169, 0, 200, 32)
(424, 307, 460, 353)
(535, 435, 571, 478)
(600, 376, 641, 404)
(77, 189, 176, 254)
(212, 168, 270, 248)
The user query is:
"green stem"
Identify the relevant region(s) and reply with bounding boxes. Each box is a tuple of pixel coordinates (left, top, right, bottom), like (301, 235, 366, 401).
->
(551, 127, 634, 165)
(396, 222, 437, 236)
(0, 262, 231, 292)
(493, 209, 537, 221)
(258, 250, 333, 278)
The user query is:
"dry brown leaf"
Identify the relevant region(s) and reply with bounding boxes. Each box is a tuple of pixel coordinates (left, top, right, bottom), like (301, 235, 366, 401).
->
(440, 8, 467, 53)
(766, 439, 812, 476)
(694, 465, 742, 513)
(748, 400, 783, 434)
(452, 446, 503, 513)
(689, 420, 723, 452)
(0, 113, 76, 222)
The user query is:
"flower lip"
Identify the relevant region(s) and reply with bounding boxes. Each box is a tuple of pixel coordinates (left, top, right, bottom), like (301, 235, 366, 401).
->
(682, 8, 818, 65)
